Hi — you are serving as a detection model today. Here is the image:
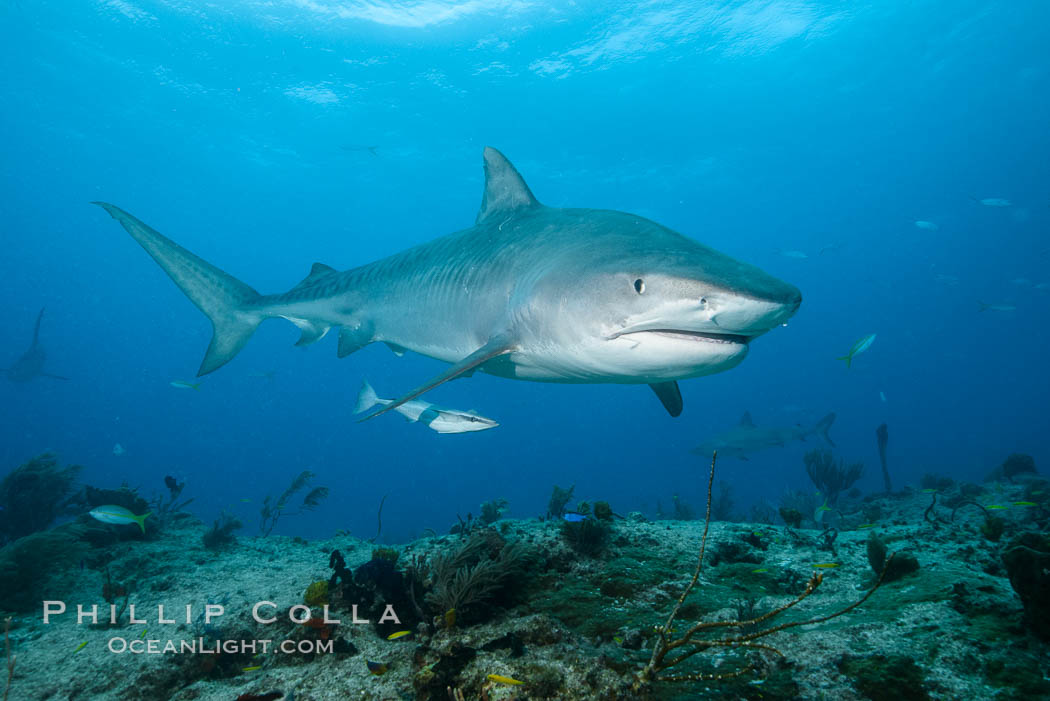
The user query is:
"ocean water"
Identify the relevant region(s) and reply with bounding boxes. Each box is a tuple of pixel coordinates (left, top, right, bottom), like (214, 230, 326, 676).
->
(2, 1, 1048, 542)
(3, 2, 1050, 699)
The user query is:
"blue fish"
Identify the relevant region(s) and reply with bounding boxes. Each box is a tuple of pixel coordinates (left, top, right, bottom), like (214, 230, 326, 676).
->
(563, 512, 587, 523)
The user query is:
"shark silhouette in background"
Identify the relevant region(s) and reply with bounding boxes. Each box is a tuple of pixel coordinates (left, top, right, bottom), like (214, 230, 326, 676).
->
(94, 147, 801, 418)
(3, 308, 68, 382)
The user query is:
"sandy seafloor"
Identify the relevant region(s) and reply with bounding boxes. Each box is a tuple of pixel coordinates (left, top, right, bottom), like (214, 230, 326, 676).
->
(4, 477, 1050, 701)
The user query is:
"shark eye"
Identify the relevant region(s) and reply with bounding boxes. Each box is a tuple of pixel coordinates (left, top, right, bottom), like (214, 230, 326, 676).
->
(634, 278, 645, 294)
(699, 297, 708, 308)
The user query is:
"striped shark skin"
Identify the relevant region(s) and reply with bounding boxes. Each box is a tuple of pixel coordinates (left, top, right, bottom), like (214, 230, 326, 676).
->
(94, 147, 801, 418)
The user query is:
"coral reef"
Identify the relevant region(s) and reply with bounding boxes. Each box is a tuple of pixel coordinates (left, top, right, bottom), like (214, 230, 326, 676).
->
(545, 485, 573, 519)
(0, 453, 81, 545)
(259, 471, 329, 536)
(805, 449, 864, 505)
(202, 511, 242, 550)
(1001, 532, 1050, 640)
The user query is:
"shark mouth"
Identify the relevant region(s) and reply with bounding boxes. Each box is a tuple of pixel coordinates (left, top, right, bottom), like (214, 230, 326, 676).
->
(618, 329, 750, 344)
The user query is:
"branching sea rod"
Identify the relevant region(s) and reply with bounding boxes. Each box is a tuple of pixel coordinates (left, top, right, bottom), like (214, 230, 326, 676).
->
(634, 451, 896, 691)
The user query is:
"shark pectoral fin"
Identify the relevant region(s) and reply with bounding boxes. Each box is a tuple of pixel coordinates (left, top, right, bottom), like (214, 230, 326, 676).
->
(337, 325, 372, 358)
(649, 381, 683, 418)
(418, 408, 439, 426)
(358, 336, 515, 422)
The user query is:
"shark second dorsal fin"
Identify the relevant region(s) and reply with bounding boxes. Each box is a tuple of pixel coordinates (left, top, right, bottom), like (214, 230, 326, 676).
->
(476, 147, 540, 225)
(740, 411, 755, 428)
(292, 262, 337, 290)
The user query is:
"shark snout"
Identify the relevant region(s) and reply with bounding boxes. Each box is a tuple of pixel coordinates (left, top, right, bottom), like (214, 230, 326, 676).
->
(713, 286, 801, 337)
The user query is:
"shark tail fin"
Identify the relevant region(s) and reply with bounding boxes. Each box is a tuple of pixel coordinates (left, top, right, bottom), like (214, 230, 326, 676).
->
(354, 380, 380, 414)
(978, 301, 990, 312)
(94, 203, 263, 376)
(134, 511, 151, 534)
(837, 354, 852, 369)
(815, 412, 836, 447)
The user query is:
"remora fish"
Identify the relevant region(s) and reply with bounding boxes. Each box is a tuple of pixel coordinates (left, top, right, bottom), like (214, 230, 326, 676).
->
(94, 148, 801, 417)
(691, 411, 835, 460)
(2, 308, 69, 382)
(353, 380, 498, 434)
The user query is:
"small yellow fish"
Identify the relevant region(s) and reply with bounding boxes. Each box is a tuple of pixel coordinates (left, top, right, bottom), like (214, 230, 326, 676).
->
(242, 665, 262, 672)
(386, 630, 411, 640)
(367, 660, 387, 676)
(74, 641, 88, 653)
(921, 488, 938, 493)
(139, 628, 147, 639)
(240, 498, 252, 503)
(816, 505, 831, 512)
(857, 524, 878, 529)
(613, 636, 623, 644)
(986, 505, 1007, 510)
(811, 563, 841, 569)
(751, 568, 769, 574)
(1012, 501, 1037, 507)
(444, 608, 456, 629)
(487, 674, 524, 686)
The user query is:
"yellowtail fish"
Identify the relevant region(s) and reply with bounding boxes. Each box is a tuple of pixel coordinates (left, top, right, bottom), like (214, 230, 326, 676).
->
(986, 505, 1007, 510)
(73, 641, 88, 653)
(242, 665, 262, 672)
(240, 498, 252, 503)
(386, 631, 411, 640)
(487, 674, 524, 686)
(88, 505, 151, 534)
(751, 568, 769, 574)
(837, 333, 876, 369)
(857, 524, 878, 529)
(1012, 501, 1037, 507)
(170, 380, 202, 391)
(921, 488, 938, 493)
(139, 627, 147, 639)
(613, 636, 623, 644)
(367, 660, 387, 675)
(811, 563, 841, 569)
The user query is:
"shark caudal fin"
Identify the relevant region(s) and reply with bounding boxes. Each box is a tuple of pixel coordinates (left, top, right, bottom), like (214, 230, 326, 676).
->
(354, 380, 382, 414)
(814, 412, 836, 447)
(94, 203, 263, 376)
(837, 354, 852, 369)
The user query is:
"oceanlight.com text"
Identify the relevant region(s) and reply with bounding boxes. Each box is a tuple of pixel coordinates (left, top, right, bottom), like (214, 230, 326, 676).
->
(107, 637, 333, 655)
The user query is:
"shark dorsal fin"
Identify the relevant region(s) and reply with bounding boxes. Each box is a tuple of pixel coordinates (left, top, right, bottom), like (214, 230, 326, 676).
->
(476, 147, 540, 225)
(293, 262, 336, 290)
(739, 411, 755, 428)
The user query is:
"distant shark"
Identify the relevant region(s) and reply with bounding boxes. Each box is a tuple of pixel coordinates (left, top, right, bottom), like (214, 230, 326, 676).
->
(94, 148, 801, 417)
(3, 308, 68, 382)
(691, 411, 836, 460)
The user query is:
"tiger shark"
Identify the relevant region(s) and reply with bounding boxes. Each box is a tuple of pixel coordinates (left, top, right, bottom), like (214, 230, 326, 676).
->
(3, 308, 68, 382)
(93, 147, 801, 417)
(691, 411, 836, 460)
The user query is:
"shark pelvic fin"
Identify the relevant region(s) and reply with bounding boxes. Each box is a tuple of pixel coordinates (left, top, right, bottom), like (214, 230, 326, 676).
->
(93, 202, 263, 376)
(292, 320, 331, 346)
(338, 324, 373, 358)
(649, 381, 683, 417)
(358, 335, 516, 422)
(476, 147, 540, 225)
(384, 342, 407, 357)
